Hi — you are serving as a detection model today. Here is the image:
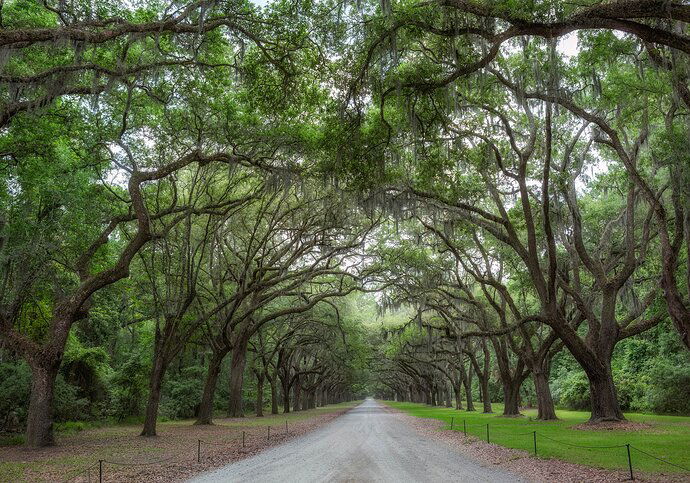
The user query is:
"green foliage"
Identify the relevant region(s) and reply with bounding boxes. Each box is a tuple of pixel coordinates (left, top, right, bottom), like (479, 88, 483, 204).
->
(551, 367, 590, 411)
(0, 361, 96, 431)
(0, 362, 31, 431)
(107, 351, 149, 422)
(160, 366, 206, 420)
(645, 363, 690, 415)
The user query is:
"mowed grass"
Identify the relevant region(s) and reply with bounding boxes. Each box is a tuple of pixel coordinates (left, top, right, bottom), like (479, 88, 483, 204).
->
(385, 401, 690, 475)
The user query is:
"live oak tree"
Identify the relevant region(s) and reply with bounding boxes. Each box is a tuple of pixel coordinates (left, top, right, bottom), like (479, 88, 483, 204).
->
(2, 0, 690, 449)
(0, 0, 300, 446)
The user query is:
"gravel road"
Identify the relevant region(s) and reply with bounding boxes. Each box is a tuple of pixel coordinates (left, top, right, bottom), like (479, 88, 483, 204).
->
(189, 398, 523, 482)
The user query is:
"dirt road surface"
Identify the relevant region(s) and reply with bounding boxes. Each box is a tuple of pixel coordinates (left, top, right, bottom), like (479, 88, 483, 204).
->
(189, 398, 523, 482)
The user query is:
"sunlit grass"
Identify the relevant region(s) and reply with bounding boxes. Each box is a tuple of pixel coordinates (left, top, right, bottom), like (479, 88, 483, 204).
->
(385, 401, 690, 475)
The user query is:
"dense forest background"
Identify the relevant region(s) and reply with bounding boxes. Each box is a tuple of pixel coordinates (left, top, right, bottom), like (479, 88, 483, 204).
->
(1, 0, 690, 449)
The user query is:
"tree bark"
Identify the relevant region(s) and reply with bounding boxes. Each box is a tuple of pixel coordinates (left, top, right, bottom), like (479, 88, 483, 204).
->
(293, 376, 302, 412)
(281, 377, 291, 413)
(25, 362, 59, 447)
(196, 350, 226, 425)
(141, 352, 167, 436)
(479, 374, 492, 413)
(453, 381, 463, 410)
(533, 370, 557, 420)
(587, 365, 624, 422)
(227, 336, 249, 417)
(502, 381, 521, 416)
(270, 376, 279, 415)
(255, 373, 264, 417)
(462, 363, 475, 411)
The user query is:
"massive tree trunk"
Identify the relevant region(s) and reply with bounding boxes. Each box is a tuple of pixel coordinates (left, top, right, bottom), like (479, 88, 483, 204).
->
(502, 381, 521, 417)
(533, 370, 557, 420)
(141, 352, 167, 436)
(586, 364, 624, 422)
(227, 336, 250, 418)
(555, 314, 624, 422)
(196, 350, 227, 425)
(25, 361, 60, 447)
(479, 375, 492, 413)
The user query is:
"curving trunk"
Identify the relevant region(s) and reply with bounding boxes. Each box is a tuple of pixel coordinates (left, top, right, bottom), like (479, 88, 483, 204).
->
(196, 351, 226, 425)
(462, 366, 475, 411)
(26, 362, 59, 447)
(141, 353, 167, 436)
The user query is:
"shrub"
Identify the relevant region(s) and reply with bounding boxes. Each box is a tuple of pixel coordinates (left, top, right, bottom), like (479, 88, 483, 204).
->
(552, 368, 590, 410)
(0, 362, 31, 432)
(645, 362, 690, 414)
(160, 366, 205, 420)
(108, 352, 149, 421)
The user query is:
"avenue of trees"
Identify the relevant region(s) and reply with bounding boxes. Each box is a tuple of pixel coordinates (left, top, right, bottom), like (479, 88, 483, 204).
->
(1, 0, 689, 448)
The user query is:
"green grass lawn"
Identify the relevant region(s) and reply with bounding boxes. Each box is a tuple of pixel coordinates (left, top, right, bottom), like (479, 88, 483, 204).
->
(385, 401, 690, 475)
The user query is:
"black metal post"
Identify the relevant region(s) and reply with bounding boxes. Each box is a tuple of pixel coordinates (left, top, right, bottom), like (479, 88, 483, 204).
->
(450, 417, 454, 430)
(626, 444, 634, 480)
(286, 420, 288, 434)
(486, 423, 489, 443)
(268, 426, 271, 441)
(99, 459, 103, 483)
(198, 439, 201, 463)
(242, 431, 245, 448)
(463, 420, 467, 436)
(533, 431, 537, 456)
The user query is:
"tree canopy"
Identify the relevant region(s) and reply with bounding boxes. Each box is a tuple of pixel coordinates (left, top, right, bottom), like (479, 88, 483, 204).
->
(1, 0, 689, 447)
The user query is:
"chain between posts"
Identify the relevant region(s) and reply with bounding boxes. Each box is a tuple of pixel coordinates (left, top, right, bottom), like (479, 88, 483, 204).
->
(441, 416, 689, 479)
(62, 461, 99, 482)
(91, 426, 287, 482)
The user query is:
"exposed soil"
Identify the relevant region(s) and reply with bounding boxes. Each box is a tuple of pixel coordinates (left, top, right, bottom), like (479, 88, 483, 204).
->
(0, 407, 353, 482)
(385, 406, 690, 483)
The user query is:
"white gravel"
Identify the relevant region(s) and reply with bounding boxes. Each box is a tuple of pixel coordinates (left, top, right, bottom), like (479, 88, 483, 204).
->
(189, 398, 524, 482)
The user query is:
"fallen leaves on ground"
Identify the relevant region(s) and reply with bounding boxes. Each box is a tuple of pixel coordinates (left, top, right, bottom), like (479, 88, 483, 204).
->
(0, 408, 351, 482)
